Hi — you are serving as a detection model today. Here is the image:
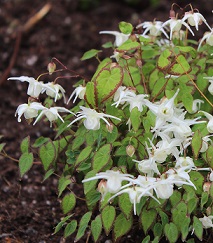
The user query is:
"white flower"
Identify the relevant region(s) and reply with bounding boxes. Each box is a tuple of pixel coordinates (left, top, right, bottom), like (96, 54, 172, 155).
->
(8, 76, 45, 98)
(200, 135, 213, 153)
(123, 93, 149, 112)
(154, 182, 174, 199)
(33, 106, 73, 127)
(182, 11, 211, 31)
(190, 99, 204, 113)
(198, 30, 213, 50)
(82, 170, 135, 194)
(136, 20, 169, 38)
(161, 18, 194, 40)
(15, 102, 45, 122)
(204, 76, 213, 95)
(67, 85, 86, 104)
(110, 50, 120, 62)
(99, 31, 130, 47)
(175, 156, 196, 172)
(112, 86, 136, 107)
(199, 111, 213, 133)
(209, 170, 213, 182)
(68, 106, 121, 130)
(43, 82, 66, 102)
(199, 215, 213, 229)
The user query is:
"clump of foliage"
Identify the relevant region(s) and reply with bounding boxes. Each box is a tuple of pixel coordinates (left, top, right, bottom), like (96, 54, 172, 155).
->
(2, 3, 213, 243)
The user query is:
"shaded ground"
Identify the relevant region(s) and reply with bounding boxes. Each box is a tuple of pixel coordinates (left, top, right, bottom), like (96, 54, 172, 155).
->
(0, 0, 213, 242)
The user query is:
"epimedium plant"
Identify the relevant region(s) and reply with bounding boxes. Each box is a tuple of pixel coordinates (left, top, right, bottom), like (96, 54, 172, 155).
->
(2, 3, 213, 243)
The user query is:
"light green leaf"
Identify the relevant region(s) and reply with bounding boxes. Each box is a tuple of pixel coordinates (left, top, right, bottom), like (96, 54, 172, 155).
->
(0, 143, 6, 152)
(58, 176, 71, 197)
(53, 214, 73, 234)
(187, 197, 198, 214)
(75, 146, 93, 168)
(101, 205, 116, 236)
(39, 140, 57, 171)
(141, 235, 150, 243)
(91, 215, 102, 242)
(85, 82, 95, 108)
(42, 168, 55, 182)
(117, 39, 140, 52)
(75, 212, 92, 242)
(19, 152, 34, 177)
(81, 49, 102, 60)
(201, 192, 209, 209)
(164, 223, 179, 243)
(153, 223, 163, 238)
(130, 107, 141, 132)
(113, 213, 133, 242)
(94, 65, 123, 105)
(170, 54, 191, 75)
(62, 193, 76, 214)
(32, 136, 49, 148)
(83, 170, 97, 194)
(20, 136, 30, 153)
(157, 49, 172, 70)
(191, 130, 202, 159)
(119, 21, 133, 34)
(64, 220, 77, 238)
(92, 144, 111, 172)
(169, 190, 181, 207)
(118, 193, 133, 219)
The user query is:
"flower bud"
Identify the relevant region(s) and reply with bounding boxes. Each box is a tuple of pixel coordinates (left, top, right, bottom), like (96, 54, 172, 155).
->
(106, 123, 114, 133)
(47, 62, 56, 75)
(97, 179, 107, 196)
(203, 182, 211, 193)
(126, 145, 135, 157)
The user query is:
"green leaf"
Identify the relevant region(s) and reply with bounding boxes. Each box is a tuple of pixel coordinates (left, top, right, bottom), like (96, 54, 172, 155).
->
(130, 107, 141, 132)
(92, 144, 112, 172)
(81, 49, 102, 60)
(58, 176, 71, 197)
(119, 21, 133, 34)
(101, 205, 116, 236)
(191, 130, 202, 159)
(62, 193, 76, 214)
(157, 49, 172, 70)
(140, 208, 157, 234)
(19, 152, 33, 177)
(75, 146, 93, 168)
(53, 214, 73, 234)
(113, 213, 133, 242)
(72, 135, 85, 150)
(39, 140, 57, 170)
(116, 39, 140, 51)
(153, 223, 163, 238)
(75, 212, 92, 242)
(64, 220, 77, 238)
(91, 215, 102, 242)
(0, 142, 6, 152)
(94, 65, 123, 105)
(169, 190, 181, 207)
(180, 217, 191, 241)
(42, 168, 55, 182)
(85, 82, 96, 108)
(189, 171, 204, 195)
(206, 145, 213, 167)
(193, 216, 203, 241)
(118, 193, 133, 219)
(85, 189, 100, 211)
(151, 77, 167, 98)
(187, 197, 198, 214)
(164, 223, 179, 243)
(141, 235, 150, 243)
(172, 201, 188, 231)
(20, 136, 30, 153)
(83, 170, 97, 194)
(32, 136, 49, 148)
(170, 54, 191, 75)
(201, 192, 209, 209)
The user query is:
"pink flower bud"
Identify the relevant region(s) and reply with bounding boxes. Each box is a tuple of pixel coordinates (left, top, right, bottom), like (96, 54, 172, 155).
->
(47, 62, 56, 75)
(126, 145, 135, 157)
(97, 180, 107, 196)
(106, 123, 114, 133)
(203, 182, 211, 193)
